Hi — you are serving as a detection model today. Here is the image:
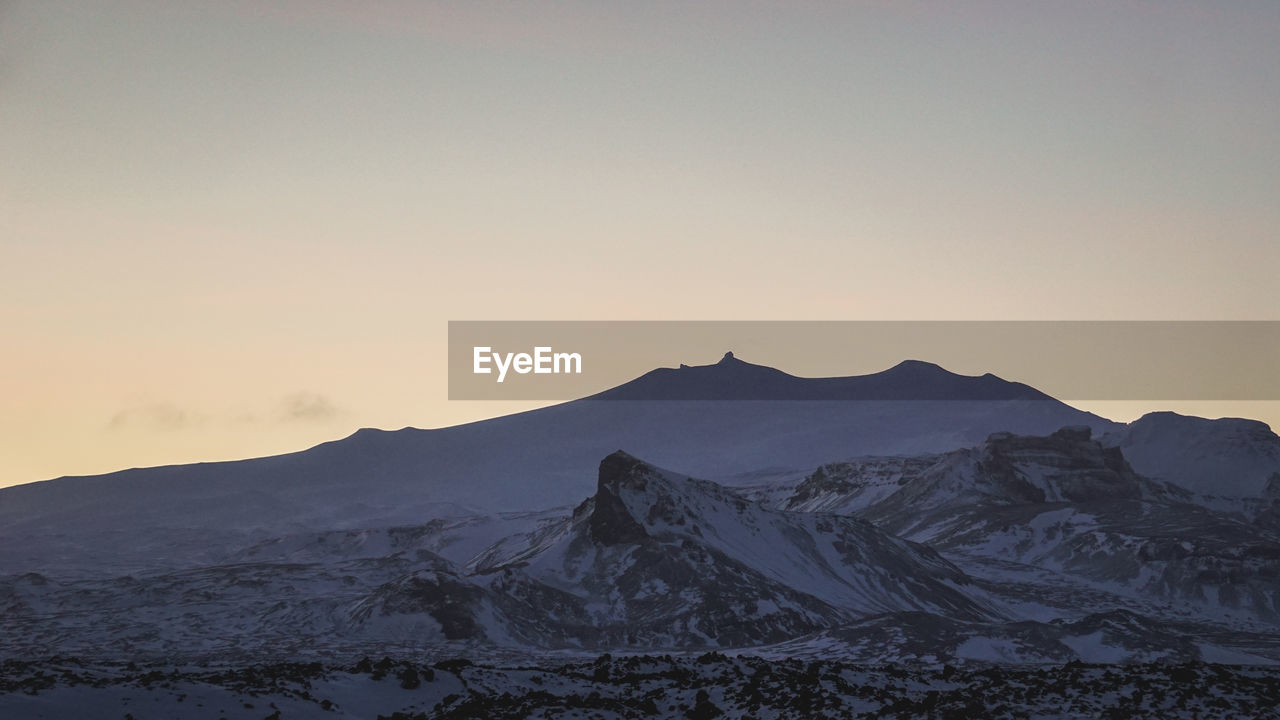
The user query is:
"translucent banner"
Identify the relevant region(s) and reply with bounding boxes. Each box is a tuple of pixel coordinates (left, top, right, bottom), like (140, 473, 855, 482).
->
(447, 321, 1279, 401)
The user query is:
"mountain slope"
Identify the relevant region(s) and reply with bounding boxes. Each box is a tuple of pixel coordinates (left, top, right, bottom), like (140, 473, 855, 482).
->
(495, 452, 996, 645)
(0, 356, 1114, 576)
(1104, 412, 1280, 498)
(0, 451, 999, 658)
(760, 427, 1280, 625)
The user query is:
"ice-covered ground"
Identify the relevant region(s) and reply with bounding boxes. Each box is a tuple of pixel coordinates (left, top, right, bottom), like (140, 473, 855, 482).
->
(3, 655, 1277, 720)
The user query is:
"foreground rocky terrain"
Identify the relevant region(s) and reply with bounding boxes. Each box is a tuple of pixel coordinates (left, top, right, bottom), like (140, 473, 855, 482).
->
(2, 654, 1277, 719)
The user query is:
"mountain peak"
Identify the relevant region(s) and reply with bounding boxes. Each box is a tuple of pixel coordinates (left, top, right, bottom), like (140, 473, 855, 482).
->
(589, 451, 651, 546)
(1130, 410, 1274, 436)
(577, 450, 991, 621)
(886, 359, 948, 373)
(1110, 411, 1280, 497)
(589, 450, 738, 545)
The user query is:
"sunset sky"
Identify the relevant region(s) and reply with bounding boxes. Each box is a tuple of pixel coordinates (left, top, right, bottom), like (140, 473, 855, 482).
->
(2, 1, 1278, 487)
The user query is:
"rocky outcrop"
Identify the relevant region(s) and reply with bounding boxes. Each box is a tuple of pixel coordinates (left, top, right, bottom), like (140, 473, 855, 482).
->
(980, 425, 1144, 503)
(588, 452, 652, 546)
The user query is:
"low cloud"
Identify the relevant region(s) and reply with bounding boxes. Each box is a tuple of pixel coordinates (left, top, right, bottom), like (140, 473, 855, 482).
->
(107, 392, 346, 431)
(278, 392, 344, 423)
(107, 403, 204, 431)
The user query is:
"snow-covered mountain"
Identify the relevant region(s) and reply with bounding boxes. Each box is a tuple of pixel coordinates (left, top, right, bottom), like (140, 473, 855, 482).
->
(0, 355, 1117, 576)
(4, 353, 1280, 690)
(500, 452, 994, 642)
(757, 426, 1280, 626)
(1, 452, 999, 659)
(1103, 411, 1280, 498)
(4, 440, 1279, 670)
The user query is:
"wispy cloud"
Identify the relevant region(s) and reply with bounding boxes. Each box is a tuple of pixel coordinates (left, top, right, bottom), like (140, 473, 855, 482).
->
(107, 392, 346, 431)
(107, 403, 204, 431)
(277, 392, 343, 423)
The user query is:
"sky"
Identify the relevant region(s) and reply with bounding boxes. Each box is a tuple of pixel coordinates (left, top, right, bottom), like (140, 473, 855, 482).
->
(2, 1, 1278, 488)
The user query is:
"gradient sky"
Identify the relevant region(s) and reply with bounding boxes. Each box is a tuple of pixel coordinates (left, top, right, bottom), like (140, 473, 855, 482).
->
(2, 1, 1278, 487)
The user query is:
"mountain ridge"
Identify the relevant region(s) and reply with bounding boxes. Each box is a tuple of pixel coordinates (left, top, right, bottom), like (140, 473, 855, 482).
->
(592, 353, 1054, 401)
(0, 355, 1203, 577)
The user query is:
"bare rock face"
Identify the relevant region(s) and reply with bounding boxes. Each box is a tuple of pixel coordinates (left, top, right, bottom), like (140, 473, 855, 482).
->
(1055, 425, 1094, 442)
(1265, 472, 1280, 500)
(980, 425, 1144, 503)
(589, 452, 651, 546)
